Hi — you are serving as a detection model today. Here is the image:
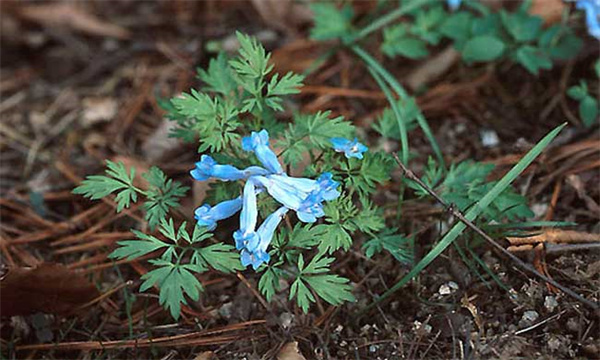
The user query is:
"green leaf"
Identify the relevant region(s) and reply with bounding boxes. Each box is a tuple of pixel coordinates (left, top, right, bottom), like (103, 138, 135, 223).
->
(500, 10, 542, 42)
(303, 274, 355, 307)
(515, 45, 552, 75)
(579, 96, 599, 128)
(171, 89, 217, 120)
(310, 3, 354, 41)
(382, 25, 429, 59)
(338, 152, 393, 195)
(405, 156, 443, 197)
(349, 197, 385, 234)
(373, 99, 419, 141)
(73, 160, 138, 212)
(258, 267, 282, 302)
(363, 229, 413, 264)
(567, 83, 588, 101)
(158, 218, 178, 242)
(285, 223, 322, 250)
(440, 12, 473, 44)
(143, 167, 188, 230)
(191, 224, 213, 243)
(538, 25, 582, 60)
(470, 13, 502, 37)
(439, 161, 533, 221)
(229, 31, 273, 82)
(197, 52, 237, 97)
(461, 35, 505, 62)
(280, 111, 354, 165)
(412, 5, 446, 44)
(140, 263, 203, 319)
(289, 278, 314, 313)
(265, 72, 305, 112)
(291, 254, 355, 312)
(364, 123, 566, 314)
(191, 243, 244, 273)
(316, 223, 352, 254)
(109, 230, 171, 261)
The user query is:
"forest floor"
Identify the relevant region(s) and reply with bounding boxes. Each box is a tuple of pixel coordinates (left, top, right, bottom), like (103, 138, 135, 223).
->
(1, 1, 599, 359)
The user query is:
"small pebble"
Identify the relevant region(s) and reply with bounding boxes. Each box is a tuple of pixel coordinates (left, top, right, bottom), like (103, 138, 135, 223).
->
(566, 318, 579, 332)
(520, 310, 539, 326)
(544, 296, 558, 312)
(218, 302, 233, 318)
(480, 129, 500, 147)
(438, 281, 459, 295)
(279, 312, 293, 329)
(412, 321, 432, 334)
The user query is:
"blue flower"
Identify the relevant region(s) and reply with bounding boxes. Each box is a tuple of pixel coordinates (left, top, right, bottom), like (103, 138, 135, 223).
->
(447, 0, 461, 11)
(252, 175, 306, 211)
(251, 173, 339, 223)
(330, 138, 368, 159)
(233, 180, 260, 251)
(194, 197, 242, 230)
(577, 0, 600, 39)
(191, 155, 268, 182)
(316, 172, 341, 201)
(240, 248, 270, 270)
(242, 130, 284, 174)
(240, 206, 289, 269)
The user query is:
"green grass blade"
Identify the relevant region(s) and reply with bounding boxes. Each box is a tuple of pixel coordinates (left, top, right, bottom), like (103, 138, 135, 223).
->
(351, 45, 445, 168)
(360, 123, 566, 314)
(465, 239, 512, 293)
(484, 221, 576, 229)
(352, 0, 437, 42)
(368, 67, 409, 164)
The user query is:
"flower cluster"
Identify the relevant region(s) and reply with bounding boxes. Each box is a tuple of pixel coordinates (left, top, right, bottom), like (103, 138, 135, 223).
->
(330, 137, 368, 159)
(576, 0, 600, 39)
(191, 130, 366, 270)
(447, 0, 461, 11)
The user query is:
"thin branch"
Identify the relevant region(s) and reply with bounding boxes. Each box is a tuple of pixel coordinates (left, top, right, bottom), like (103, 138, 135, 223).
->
(392, 153, 599, 311)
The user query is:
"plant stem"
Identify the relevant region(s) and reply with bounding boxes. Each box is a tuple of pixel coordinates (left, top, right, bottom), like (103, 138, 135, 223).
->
(350, 0, 437, 43)
(351, 45, 445, 168)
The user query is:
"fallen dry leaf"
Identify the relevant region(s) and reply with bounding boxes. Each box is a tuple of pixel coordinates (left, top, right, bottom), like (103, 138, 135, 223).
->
(82, 97, 118, 128)
(111, 155, 151, 190)
(530, 0, 565, 24)
(277, 342, 307, 360)
(0, 263, 100, 317)
(141, 118, 181, 163)
(407, 47, 460, 91)
(194, 351, 218, 360)
(250, 0, 312, 33)
(18, 3, 130, 39)
(507, 229, 600, 246)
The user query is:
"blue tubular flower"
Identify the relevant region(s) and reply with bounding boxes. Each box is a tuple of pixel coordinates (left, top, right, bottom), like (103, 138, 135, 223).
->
(577, 0, 600, 39)
(251, 174, 337, 223)
(191, 155, 268, 182)
(242, 130, 284, 174)
(233, 180, 260, 251)
(241, 206, 289, 270)
(297, 193, 326, 223)
(330, 137, 368, 159)
(194, 197, 242, 230)
(252, 175, 306, 210)
(240, 248, 270, 270)
(316, 172, 340, 201)
(447, 0, 461, 11)
(268, 174, 318, 193)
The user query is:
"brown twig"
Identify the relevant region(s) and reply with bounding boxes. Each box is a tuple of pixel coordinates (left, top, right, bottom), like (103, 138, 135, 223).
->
(392, 153, 599, 311)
